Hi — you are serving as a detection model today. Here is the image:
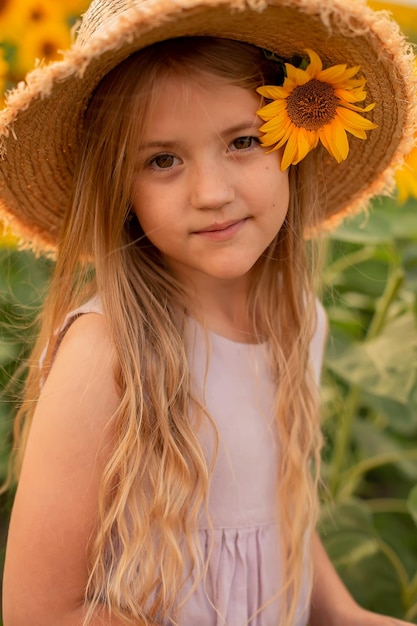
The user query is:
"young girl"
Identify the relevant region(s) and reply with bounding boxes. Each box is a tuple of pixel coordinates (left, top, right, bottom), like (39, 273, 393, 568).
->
(0, 1, 416, 625)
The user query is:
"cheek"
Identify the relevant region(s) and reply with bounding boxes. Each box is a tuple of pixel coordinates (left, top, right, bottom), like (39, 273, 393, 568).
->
(265, 169, 289, 211)
(132, 202, 152, 232)
(131, 187, 158, 233)
(131, 198, 175, 245)
(260, 151, 289, 192)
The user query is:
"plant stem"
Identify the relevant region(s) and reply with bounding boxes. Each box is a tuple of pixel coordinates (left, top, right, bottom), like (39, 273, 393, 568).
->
(366, 267, 404, 340)
(338, 449, 417, 499)
(329, 385, 360, 496)
(328, 266, 404, 497)
(405, 601, 417, 622)
(323, 246, 377, 284)
(377, 539, 410, 593)
(407, 571, 417, 610)
(366, 498, 410, 514)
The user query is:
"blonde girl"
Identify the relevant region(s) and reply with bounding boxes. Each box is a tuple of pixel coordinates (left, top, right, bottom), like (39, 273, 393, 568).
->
(0, 1, 416, 625)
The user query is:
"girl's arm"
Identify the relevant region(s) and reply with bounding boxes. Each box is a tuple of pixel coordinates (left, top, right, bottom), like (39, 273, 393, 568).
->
(2, 313, 132, 626)
(310, 532, 412, 626)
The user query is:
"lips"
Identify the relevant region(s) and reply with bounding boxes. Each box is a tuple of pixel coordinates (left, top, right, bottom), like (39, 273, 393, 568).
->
(193, 218, 247, 234)
(192, 218, 248, 241)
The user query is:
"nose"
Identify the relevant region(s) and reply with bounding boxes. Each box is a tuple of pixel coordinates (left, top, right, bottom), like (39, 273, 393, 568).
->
(190, 159, 235, 211)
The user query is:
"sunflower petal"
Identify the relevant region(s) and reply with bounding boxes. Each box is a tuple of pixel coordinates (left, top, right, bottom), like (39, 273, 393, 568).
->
(337, 106, 377, 131)
(281, 132, 300, 170)
(285, 64, 310, 85)
(333, 118, 350, 161)
(260, 120, 293, 147)
(318, 125, 335, 160)
(319, 64, 361, 84)
(304, 49, 322, 76)
(335, 87, 367, 103)
(262, 125, 293, 157)
(260, 115, 291, 134)
(342, 77, 367, 90)
(342, 101, 376, 114)
(296, 128, 318, 162)
(257, 85, 289, 100)
(319, 119, 349, 162)
(318, 64, 348, 82)
(274, 130, 294, 151)
(257, 99, 287, 121)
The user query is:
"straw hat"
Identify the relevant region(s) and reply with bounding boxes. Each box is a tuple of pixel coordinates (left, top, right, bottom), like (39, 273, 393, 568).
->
(0, 0, 416, 253)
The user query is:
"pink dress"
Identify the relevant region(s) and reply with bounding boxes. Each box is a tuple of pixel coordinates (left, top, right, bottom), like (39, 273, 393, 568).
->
(58, 297, 327, 626)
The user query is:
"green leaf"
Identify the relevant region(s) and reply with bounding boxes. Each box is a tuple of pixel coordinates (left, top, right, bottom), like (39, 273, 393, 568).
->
(319, 498, 375, 535)
(353, 420, 417, 479)
(325, 313, 417, 406)
(363, 394, 417, 437)
(403, 245, 417, 293)
(0, 341, 19, 366)
(407, 485, 417, 527)
(318, 499, 407, 617)
(328, 211, 394, 244)
(326, 198, 417, 248)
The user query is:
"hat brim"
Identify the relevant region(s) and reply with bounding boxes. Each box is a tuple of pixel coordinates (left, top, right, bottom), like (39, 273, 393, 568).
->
(0, 0, 416, 252)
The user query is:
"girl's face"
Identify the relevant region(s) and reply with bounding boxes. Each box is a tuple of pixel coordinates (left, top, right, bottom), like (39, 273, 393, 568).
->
(131, 72, 289, 290)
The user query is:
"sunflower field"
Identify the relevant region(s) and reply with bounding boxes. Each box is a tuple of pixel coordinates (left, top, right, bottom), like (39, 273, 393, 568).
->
(0, 0, 417, 624)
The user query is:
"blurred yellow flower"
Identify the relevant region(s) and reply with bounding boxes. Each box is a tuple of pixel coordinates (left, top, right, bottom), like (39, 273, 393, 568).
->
(0, 48, 8, 104)
(0, 223, 18, 247)
(64, 0, 89, 13)
(0, 0, 88, 50)
(0, 0, 15, 27)
(369, 1, 417, 40)
(15, 19, 72, 73)
(0, 0, 57, 38)
(370, 3, 417, 204)
(14, 0, 67, 24)
(0, 0, 90, 245)
(396, 140, 417, 204)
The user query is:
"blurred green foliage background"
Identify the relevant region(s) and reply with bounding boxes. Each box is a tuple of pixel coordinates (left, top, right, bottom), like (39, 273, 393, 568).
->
(0, 0, 417, 623)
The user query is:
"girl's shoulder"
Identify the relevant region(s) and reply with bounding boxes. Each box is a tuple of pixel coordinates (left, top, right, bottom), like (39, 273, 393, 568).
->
(55, 301, 111, 361)
(46, 299, 116, 396)
(60, 294, 104, 334)
(40, 295, 106, 378)
(38, 297, 120, 433)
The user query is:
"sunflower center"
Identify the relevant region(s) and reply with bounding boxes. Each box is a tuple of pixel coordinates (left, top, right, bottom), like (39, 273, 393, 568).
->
(286, 79, 339, 130)
(42, 41, 57, 60)
(30, 7, 46, 22)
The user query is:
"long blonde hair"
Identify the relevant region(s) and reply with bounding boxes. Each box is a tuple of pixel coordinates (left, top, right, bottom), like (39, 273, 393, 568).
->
(11, 38, 325, 626)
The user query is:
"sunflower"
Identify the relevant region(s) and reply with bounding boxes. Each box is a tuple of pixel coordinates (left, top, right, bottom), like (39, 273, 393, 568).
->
(14, 19, 72, 74)
(0, 0, 20, 39)
(0, 222, 18, 247)
(0, 47, 8, 101)
(64, 0, 90, 14)
(395, 140, 417, 204)
(257, 49, 377, 171)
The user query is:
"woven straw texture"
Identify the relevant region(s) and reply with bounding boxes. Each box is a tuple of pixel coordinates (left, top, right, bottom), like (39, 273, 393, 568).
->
(0, 0, 416, 252)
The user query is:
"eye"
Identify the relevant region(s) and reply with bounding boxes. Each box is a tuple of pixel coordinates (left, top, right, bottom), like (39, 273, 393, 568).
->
(231, 136, 260, 151)
(148, 153, 181, 170)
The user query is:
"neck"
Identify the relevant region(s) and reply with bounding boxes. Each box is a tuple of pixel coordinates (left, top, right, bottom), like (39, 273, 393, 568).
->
(184, 275, 258, 343)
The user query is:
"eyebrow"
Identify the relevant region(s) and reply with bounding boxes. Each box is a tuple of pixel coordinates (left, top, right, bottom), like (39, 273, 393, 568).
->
(138, 120, 262, 152)
(223, 120, 263, 135)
